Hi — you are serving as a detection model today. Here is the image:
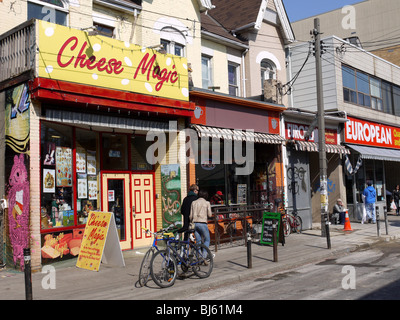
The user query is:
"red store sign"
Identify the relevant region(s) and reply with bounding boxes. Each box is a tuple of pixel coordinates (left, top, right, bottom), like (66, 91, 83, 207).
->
(345, 117, 400, 148)
(285, 122, 337, 144)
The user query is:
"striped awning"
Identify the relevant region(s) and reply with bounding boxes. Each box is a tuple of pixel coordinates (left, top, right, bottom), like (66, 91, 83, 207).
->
(191, 124, 285, 144)
(292, 140, 350, 154)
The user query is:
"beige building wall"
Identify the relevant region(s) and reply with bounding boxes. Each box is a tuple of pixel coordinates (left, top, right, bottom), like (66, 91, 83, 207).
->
(244, 22, 288, 105)
(291, 0, 400, 66)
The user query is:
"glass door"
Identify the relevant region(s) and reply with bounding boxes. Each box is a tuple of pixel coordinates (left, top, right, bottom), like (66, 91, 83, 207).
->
(101, 173, 132, 250)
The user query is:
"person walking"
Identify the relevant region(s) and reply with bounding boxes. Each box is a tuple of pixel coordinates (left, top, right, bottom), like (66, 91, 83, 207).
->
(190, 190, 213, 254)
(393, 185, 400, 216)
(363, 181, 377, 223)
(177, 184, 198, 240)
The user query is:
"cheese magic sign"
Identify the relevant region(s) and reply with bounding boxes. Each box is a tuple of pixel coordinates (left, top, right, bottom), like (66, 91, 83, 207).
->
(38, 21, 189, 101)
(345, 117, 400, 148)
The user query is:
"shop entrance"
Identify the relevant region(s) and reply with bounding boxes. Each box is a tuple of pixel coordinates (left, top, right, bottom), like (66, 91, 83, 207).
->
(101, 173, 155, 250)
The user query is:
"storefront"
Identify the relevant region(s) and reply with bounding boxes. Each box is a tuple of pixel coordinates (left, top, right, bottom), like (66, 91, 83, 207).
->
(344, 116, 400, 220)
(283, 110, 349, 229)
(2, 21, 194, 269)
(189, 90, 286, 211)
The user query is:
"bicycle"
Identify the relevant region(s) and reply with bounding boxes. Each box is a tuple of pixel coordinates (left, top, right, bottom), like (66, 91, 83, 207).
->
(137, 226, 176, 287)
(283, 210, 302, 237)
(150, 229, 214, 288)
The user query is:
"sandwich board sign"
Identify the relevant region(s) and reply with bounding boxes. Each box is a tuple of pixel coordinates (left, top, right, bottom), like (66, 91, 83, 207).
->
(76, 211, 125, 271)
(260, 212, 284, 246)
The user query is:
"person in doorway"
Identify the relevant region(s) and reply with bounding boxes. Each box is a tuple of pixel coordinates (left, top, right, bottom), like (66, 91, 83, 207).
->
(190, 190, 213, 255)
(363, 181, 377, 223)
(177, 184, 199, 240)
(393, 185, 400, 216)
(210, 191, 224, 205)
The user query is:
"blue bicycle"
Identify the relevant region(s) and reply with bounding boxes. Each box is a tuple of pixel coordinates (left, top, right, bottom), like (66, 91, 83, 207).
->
(150, 230, 214, 288)
(137, 226, 176, 287)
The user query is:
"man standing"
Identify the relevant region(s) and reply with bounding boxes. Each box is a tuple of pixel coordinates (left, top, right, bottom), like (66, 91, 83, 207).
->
(363, 181, 376, 223)
(178, 184, 198, 240)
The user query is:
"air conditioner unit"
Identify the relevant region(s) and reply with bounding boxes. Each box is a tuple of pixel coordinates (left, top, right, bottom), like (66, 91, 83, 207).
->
(264, 79, 281, 103)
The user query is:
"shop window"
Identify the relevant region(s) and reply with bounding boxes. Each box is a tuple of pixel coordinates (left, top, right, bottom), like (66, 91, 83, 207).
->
(101, 133, 128, 171)
(131, 135, 153, 171)
(227, 164, 249, 205)
(75, 128, 99, 225)
(41, 122, 73, 229)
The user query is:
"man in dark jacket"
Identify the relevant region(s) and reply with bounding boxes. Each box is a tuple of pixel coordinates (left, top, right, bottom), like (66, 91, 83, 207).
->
(178, 184, 198, 240)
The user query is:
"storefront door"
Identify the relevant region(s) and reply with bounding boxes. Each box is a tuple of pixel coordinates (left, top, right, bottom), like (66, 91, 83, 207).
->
(131, 174, 154, 248)
(101, 173, 154, 250)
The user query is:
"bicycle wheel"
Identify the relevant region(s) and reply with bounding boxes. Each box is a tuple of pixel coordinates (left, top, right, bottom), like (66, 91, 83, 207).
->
(295, 215, 302, 233)
(150, 250, 177, 288)
(283, 217, 291, 237)
(138, 248, 153, 287)
(191, 244, 213, 278)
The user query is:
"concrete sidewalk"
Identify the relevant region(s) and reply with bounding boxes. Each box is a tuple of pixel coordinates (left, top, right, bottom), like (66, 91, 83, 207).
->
(1, 214, 400, 300)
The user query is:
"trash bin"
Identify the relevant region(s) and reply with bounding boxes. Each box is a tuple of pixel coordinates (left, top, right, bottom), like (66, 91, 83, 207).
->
(339, 211, 346, 225)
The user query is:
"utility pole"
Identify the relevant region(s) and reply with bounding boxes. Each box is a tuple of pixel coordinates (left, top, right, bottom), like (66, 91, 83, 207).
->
(312, 18, 330, 247)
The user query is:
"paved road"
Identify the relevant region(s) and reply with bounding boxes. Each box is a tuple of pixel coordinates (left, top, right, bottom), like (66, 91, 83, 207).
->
(186, 240, 400, 300)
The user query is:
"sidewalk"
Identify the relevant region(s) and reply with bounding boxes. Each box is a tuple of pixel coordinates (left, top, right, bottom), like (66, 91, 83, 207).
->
(1, 214, 400, 300)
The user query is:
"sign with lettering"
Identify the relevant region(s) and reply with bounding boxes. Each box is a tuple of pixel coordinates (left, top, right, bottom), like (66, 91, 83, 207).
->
(260, 212, 282, 246)
(38, 21, 189, 101)
(345, 116, 400, 148)
(76, 211, 125, 271)
(285, 122, 337, 144)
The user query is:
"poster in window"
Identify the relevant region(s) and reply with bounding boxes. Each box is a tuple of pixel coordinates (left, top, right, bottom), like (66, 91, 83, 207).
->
(88, 176, 98, 200)
(77, 173, 87, 199)
(43, 169, 56, 193)
(87, 152, 96, 175)
(44, 142, 56, 166)
(56, 147, 72, 187)
(76, 147, 86, 173)
(237, 184, 247, 204)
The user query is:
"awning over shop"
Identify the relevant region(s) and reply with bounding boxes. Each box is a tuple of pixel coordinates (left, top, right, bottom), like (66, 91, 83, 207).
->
(292, 140, 350, 155)
(347, 144, 400, 162)
(191, 124, 285, 144)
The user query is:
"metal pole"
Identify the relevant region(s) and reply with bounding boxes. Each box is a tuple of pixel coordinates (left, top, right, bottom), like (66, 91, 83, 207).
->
(247, 236, 252, 269)
(376, 206, 380, 237)
(273, 223, 278, 262)
(313, 18, 330, 247)
(384, 206, 389, 235)
(24, 248, 33, 300)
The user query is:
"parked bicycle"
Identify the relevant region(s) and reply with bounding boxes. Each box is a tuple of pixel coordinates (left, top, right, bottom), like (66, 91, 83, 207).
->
(150, 229, 214, 288)
(137, 225, 176, 287)
(283, 209, 302, 237)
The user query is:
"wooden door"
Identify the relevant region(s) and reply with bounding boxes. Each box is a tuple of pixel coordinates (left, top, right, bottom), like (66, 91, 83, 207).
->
(131, 173, 155, 248)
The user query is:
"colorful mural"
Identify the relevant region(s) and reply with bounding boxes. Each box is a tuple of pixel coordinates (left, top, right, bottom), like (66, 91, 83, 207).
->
(5, 83, 30, 269)
(161, 164, 182, 228)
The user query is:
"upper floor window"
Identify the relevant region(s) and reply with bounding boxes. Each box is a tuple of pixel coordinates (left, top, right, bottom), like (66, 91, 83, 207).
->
(228, 63, 239, 96)
(202, 55, 213, 90)
(342, 65, 383, 111)
(160, 27, 186, 57)
(28, 0, 68, 26)
(93, 23, 114, 38)
(260, 59, 276, 93)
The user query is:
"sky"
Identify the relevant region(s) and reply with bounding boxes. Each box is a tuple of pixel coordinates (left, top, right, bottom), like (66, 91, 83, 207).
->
(283, 0, 364, 22)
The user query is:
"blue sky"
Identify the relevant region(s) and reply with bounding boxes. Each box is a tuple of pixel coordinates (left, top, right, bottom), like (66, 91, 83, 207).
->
(283, 0, 364, 22)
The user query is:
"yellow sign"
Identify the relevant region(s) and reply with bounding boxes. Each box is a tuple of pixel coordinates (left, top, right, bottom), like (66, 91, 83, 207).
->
(76, 211, 124, 271)
(38, 21, 189, 101)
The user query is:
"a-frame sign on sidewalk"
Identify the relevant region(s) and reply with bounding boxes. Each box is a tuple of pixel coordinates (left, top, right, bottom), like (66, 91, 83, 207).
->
(76, 211, 125, 271)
